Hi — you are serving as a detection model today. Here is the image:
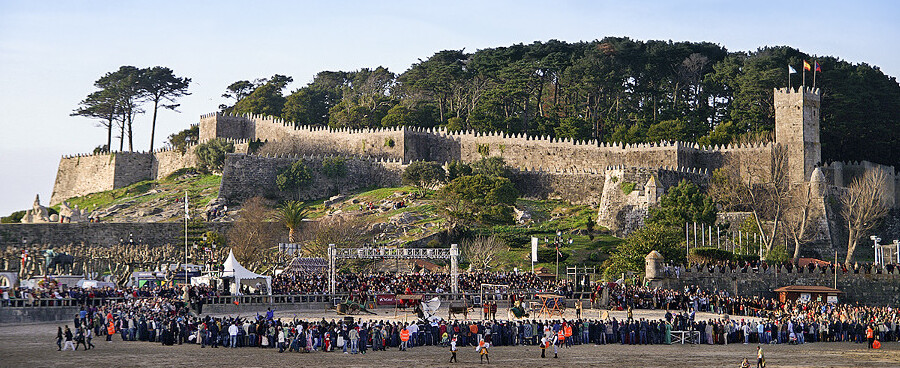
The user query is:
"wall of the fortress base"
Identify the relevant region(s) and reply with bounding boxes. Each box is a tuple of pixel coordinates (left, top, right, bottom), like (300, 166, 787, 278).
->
(820, 161, 898, 208)
(50, 154, 118, 205)
(510, 171, 606, 207)
(218, 154, 403, 204)
(111, 152, 153, 189)
(0, 222, 246, 248)
(598, 167, 709, 236)
(151, 145, 199, 180)
(651, 268, 900, 306)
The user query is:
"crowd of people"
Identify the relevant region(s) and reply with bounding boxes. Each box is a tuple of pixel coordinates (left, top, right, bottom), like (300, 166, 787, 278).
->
(270, 271, 561, 296)
(44, 277, 899, 364)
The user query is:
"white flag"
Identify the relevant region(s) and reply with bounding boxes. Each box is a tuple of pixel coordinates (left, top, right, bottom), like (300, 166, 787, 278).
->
(788, 65, 797, 74)
(531, 237, 538, 263)
(184, 192, 189, 219)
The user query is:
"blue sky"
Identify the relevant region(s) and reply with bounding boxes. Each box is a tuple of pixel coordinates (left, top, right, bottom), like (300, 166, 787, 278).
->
(0, 0, 897, 216)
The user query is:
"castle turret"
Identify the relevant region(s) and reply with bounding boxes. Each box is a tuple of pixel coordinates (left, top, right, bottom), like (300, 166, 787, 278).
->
(810, 166, 827, 197)
(775, 87, 821, 183)
(645, 250, 665, 281)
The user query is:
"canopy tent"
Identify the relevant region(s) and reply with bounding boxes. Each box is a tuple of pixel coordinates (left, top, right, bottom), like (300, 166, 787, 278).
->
(223, 250, 272, 295)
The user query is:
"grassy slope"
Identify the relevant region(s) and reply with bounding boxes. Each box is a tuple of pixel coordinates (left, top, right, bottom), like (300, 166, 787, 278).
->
(302, 187, 622, 272)
(54, 171, 222, 222)
(52, 178, 622, 270)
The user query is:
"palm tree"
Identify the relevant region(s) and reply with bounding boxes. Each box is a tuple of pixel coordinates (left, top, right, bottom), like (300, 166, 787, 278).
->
(276, 201, 308, 243)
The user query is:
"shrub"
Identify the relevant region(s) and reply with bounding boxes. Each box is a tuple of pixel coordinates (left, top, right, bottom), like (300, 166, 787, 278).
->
(1, 210, 25, 223)
(688, 247, 733, 263)
(384, 138, 395, 148)
(321, 156, 347, 179)
(196, 138, 234, 173)
(276, 160, 312, 193)
(620, 181, 635, 195)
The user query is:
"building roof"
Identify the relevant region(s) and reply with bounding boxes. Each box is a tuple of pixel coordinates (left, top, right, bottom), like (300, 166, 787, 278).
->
(797, 258, 832, 267)
(773, 285, 842, 294)
(646, 250, 664, 260)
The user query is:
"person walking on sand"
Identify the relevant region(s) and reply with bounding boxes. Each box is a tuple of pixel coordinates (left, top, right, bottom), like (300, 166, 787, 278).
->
(477, 339, 490, 364)
(540, 334, 549, 358)
(449, 337, 458, 363)
(56, 326, 63, 351)
(756, 346, 766, 368)
(62, 326, 75, 351)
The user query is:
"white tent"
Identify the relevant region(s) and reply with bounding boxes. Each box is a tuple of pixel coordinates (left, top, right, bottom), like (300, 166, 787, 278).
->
(223, 250, 272, 295)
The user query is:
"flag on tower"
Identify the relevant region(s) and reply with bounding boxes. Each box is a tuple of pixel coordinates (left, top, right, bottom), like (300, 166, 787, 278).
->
(788, 65, 797, 74)
(803, 60, 812, 71)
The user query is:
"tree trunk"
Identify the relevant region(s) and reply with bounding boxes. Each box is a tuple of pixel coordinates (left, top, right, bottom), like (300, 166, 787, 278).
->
(127, 117, 134, 152)
(149, 98, 160, 152)
(106, 116, 113, 152)
(845, 227, 857, 267)
(119, 121, 125, 151)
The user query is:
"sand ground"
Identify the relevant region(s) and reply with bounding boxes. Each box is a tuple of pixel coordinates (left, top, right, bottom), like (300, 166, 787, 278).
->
(2, 306, 898, 368)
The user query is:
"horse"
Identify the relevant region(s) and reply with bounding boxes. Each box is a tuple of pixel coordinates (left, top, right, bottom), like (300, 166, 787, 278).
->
(449, 300, 473, 320)
(48, 253, 75, 274)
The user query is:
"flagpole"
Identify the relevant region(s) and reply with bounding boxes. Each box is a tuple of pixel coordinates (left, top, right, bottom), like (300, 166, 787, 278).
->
(802, 67, 806, 88)
(813, 59, 817, 90)
(184, 191, 188, 288)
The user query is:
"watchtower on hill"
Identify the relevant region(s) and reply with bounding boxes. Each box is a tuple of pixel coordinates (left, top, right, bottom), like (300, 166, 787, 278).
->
(774, 87, 821, 183)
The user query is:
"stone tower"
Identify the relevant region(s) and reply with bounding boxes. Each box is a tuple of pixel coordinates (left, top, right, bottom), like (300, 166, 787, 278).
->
(774, 87, 821, 183)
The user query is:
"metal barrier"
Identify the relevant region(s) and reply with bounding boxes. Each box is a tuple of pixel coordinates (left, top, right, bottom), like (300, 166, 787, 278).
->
(1, 290, 590, 308)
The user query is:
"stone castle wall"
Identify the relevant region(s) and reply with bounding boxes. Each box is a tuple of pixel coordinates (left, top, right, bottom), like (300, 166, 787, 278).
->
(218, 153, 404, 203)
(0, 222, 244, 247)
(111, 152, 153, 189)
(510, 169, 606, 206)
(598, 166, 709, 236)
(652, 265, 900, 306)
(50, 153, 119, 205)
(201, 112, 776, 177)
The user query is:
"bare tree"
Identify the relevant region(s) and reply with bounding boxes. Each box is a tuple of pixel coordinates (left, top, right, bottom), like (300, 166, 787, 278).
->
(228, 197, 275, 271)
(783, 183, 816, 264)
(841, 168, 891, 266)
(461, 235, 506, 271)
(297, 215, 369, 258)
(709, 144, 789, 259)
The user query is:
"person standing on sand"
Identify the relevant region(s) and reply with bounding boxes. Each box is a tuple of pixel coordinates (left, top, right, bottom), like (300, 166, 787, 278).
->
(56, 326, 63, 351)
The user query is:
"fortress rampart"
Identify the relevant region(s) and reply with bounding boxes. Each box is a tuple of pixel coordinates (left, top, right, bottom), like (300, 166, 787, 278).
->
(218, 153, 404, 203)
(50, 139, 249, 205)
(651, 264, 900, 306)
(48, 87, 900, 246)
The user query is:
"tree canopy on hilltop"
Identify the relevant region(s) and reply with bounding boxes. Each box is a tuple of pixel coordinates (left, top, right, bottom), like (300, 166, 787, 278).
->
(221, 38, 900, 168)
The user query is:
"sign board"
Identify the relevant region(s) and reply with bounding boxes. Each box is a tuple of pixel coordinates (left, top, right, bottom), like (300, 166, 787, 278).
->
(827, 295, 838, 304)
(376, 294, 397, 305)
(531, 237, 539, 262)
(799, 293, 811, 303)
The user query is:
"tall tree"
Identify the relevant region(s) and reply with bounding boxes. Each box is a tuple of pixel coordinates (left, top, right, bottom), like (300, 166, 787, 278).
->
(276, 201, 309, 243)
(71, 89, 119, 152)
(95, 66, 145, 151)
(841, 168, 891, 266)
(140, 66, 191, 152)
